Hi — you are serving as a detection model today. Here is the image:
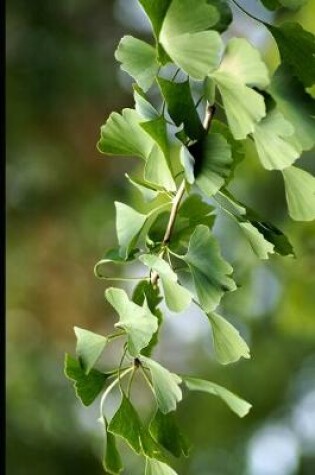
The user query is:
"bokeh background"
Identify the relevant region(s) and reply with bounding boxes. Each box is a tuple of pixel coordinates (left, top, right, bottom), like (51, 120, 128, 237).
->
(6, 1, 315, 474)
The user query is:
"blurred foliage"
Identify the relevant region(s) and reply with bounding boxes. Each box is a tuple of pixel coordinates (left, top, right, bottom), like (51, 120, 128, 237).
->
(6, 1, 315, 474)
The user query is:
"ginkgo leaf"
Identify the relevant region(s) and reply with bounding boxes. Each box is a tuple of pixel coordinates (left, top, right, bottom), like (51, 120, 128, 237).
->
(74, 327, 108, 375)
(282, 166, 315, 221)
(191, 132, 233, 197)
(138, 0, 172, 39)
(261, 0, 308, 10)
(126, 174, 159, 202)
(217, 37, 270, 89)
(157, 78, 205, 141)
(207, 312, 251, 365)
(149, 410, 190, 458)
(211, 38, 269, 139)
(208, 0, 233, 33)
(183, 377, 252, 417)
(213, 73, 266, 140)
(145, 458, 178, 475)
(103, 419, 123, 475)
(159, 0, 223, 79)
(64, 354, 109, 406)
(268, 23, 315, 88)
(115, 36, 159, 91)
(108, 395, 142, 454)
(133, 85, 159, 120)
(238, 222, 275, 259)
(141, 356, 182, 414)
(139, 254, 192, 313)
(98, 109, 175, 190)
(252, 109, 301, 170)
(105, 288, 158, 356)
(115, 202, 147, 259)
(180, 225, 236, 312)
(268, 65, 315, 152)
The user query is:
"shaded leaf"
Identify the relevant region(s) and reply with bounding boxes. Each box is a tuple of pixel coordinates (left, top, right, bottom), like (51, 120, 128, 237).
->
(115, 36, 159, 91)
(133, 84, 159, 120)
(103, 419, 123, 475)
(105, 287, 158, 356)
(207, 312, 251, 365)
(141, 356, 182, 414)
(74, 327, 108, 375)
(238, 222, 275, 259)
(260, 0, 308, 10)
(150, 410, 190, 458)
(181, 225, 236, 312)
(282, 166, 315, 221)
(108, 395, 142, 454)
(208, 0, 233, 33)
(268, 23, 315, 88)
(184, 377, 252, 417)
(157, 78, 205, 141)
(64, 354, 108, 406)
(268, 65, 315, 152)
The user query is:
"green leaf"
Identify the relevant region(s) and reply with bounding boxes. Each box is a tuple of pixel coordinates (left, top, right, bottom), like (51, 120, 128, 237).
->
(181, 225, 236, 312)
(141, 116, 176, 191)
(207, 312, 251, 365)
(126, 173, 159, 203)
(261, 0, 308, 10)
(159, 0, 223, 79)
(238, 222, 275, 259)
(268, 23, 315, 88)
(217, 190, 295, 257)
(138, 0, 172, 39)
(211, 38, 269, 139)
(157, 78, 205, 141)
(108, 395, 142, 454)
(98, 108, 152, 158)
(133, 85, 159, 120)
(103, 419, 123, 475)
(105, 287, 159, 356)
(115, 202, 147, 259)
(98, 109, 175, 190)
(115, 36, 159, 91)
(268, 65, 315, 152)
(191, 132, 233, 197)
(282, 166, 315, 221)
(145, 458, 178, 475)
(64, 354, 108, 406)
(183, 377, 252, 417)
(74, 327, 108, 375)
(141, 356, 182, 414)
(94, 247, 138, 279)
(139, 254, 192, 313)
(132, 280, 163, 357)
(150, 410, 190, 458)
(252, 109, 301, 170)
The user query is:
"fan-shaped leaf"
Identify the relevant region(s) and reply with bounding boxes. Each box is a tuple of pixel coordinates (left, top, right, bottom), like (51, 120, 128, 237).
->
(74, 327, 108, 375)
(282, 166, 315, 221)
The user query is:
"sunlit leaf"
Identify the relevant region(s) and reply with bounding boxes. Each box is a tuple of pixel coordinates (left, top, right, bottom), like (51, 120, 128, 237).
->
(115, 202, 147, 259)
(207, 312, 251, 365)
(145, 458, 178, 475)
(282, 166, 315, 221)
(125, 173, 159, 202)
(115, 36, 159, 91)
(64, 354, 108, 406)
(252, 109, 301, 170)
(184, 377, 252, 417)
(74, 327, 108, 374)
(105, 287, 159, 356)
(141, 356, 182, 414)
(133, 84, 159, 120)
(238, 222, 275, 259)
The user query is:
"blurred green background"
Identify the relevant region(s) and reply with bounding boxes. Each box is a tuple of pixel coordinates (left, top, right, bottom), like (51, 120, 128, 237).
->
(6, 1, 315, 474)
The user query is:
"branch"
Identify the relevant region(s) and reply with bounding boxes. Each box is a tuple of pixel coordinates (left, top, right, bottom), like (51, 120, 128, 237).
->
(150, 104, 216, 286)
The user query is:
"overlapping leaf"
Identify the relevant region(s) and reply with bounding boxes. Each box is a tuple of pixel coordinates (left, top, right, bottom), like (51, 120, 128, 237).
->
(115, 202, 147, 259)
(210, 38, 269, 139)
(64, 354, 109, 406)
(105, 288, 159, 356)
(178, 225, 236, 312)
(141, 356, 182, 414)
(139, 254, 192, 313)
(260, 0, 308, 10)
(74, 327, 108, 374)
(207, 312, 250, 365)
(103, 419, 123, 475)
(268, 65, 315, 152)
(183, 377, 252, 417)
(282, 166, 315, 221)
(149, 410, 190, 458)
(115, 36, 159, 91)
(252, 109, 301, 170)
(145, 458, 178, 475)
